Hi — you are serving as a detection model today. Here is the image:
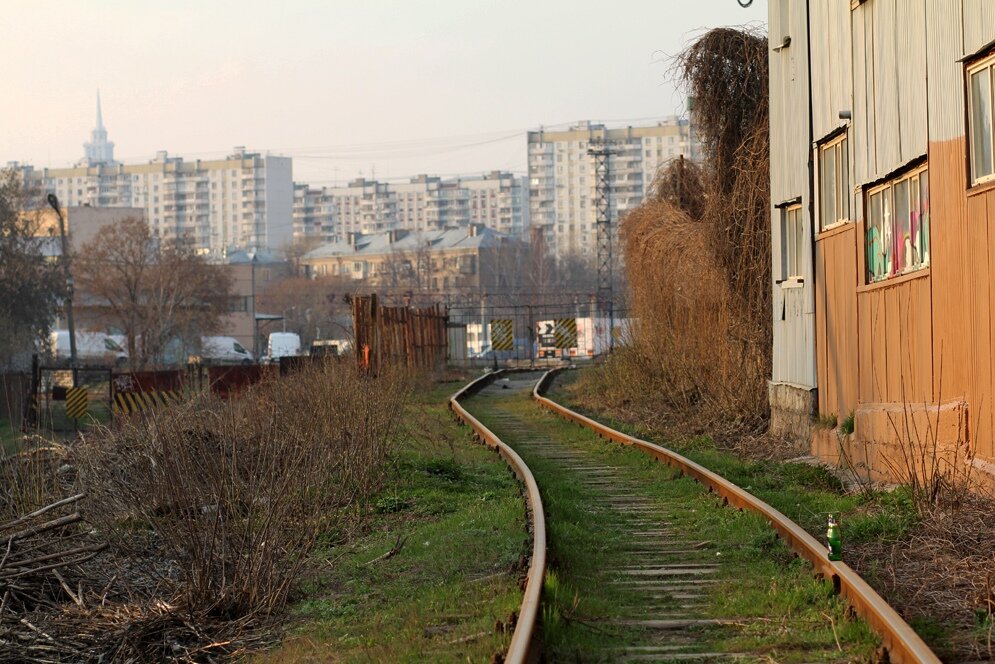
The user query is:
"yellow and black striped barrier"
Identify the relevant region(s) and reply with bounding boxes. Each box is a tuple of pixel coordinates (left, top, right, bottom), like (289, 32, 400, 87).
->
(112, 390, 182, 415)
(554, 318, 577, 349)
(490, 319, 514, 351)
(65, 387, 88, 419)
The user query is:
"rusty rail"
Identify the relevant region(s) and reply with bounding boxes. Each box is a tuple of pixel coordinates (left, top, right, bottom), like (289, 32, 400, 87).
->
(533, 368, 940, 664)
(450, 371, 545, 664)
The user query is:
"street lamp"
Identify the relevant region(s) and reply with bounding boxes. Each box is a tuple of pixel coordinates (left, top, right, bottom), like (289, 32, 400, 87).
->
(47, 194, 78, 385)
(250, 252, 258, 361)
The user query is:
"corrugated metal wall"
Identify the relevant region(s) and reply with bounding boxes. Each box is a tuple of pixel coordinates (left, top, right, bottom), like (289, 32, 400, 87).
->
(810, 1, 852, 141)
(769, 0, 816, 389)
(852, 0, 929, 181)
(962, 0, 995, 55)
(926, 0, 965, 141)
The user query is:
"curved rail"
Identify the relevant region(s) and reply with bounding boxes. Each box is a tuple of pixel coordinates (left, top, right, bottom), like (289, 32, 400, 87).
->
(533, 368, 940, 664)
(450, 371, 545, 664)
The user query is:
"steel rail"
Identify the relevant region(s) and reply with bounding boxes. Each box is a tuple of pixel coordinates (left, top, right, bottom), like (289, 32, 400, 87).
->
(533, 368, 940, 664)
(450, 370, 545, 664)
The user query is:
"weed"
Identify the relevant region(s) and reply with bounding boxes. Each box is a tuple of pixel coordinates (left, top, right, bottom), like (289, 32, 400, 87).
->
(814, 413, 838, 430)
(840, 411, 855, 435)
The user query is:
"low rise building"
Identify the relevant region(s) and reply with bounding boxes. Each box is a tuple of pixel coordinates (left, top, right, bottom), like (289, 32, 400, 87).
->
(301, 225, 525, 296)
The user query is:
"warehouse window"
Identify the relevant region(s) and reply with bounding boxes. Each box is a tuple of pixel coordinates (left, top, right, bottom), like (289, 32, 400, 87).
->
(865, 164, 929, 283)
(780, 204, 804, 281)
(818, 133, 851, 230)
(968, 54, 995, 184)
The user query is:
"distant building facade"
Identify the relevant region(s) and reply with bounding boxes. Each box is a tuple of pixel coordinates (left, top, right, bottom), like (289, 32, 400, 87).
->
(292, 172, 528, 242)
(527, 117, 699, 258)
(14, 97, 293, 256)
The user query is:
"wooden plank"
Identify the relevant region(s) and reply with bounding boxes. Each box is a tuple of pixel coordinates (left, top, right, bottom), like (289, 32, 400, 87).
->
(858, 286, 874, 404)
(884, 286, 902, 401)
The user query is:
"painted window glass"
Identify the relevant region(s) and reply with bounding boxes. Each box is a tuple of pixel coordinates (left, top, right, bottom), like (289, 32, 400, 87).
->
(969, 56, 995, 183)
(818, 133, 851, 230)
(782, 204, 803, 280)
(865, 165, 929, 283)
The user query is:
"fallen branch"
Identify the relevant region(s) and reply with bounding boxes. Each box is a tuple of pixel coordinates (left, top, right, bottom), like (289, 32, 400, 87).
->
(364, 534, 407, 566)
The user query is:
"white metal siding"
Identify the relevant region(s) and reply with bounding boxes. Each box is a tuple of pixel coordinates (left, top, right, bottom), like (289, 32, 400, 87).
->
(852, 10, 868, 188)
(926, 0, 966, 142)
(810, 0, 853, 141)
(963, 0, 995, 56)
(897, 1, 928, 161)
(769, 0, 816, 389)
(872, 0, 902, 174)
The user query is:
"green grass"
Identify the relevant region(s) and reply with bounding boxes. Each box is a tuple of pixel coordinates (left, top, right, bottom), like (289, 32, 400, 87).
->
(0, 418, 21, 454)
(467, 385, 881, 662)
(547, 369, 919, 550)
(256, 379, 527, 663)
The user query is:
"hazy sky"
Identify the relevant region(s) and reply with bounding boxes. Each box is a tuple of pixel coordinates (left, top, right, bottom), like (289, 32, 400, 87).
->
(2, 1, 767, 184)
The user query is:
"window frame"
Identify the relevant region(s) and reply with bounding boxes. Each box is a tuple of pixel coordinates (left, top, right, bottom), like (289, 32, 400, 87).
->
(967, 53, 995, 186)
(817, 132, 851, 232)
(780, 203, 805, 285)
(864, 163, 930, 284)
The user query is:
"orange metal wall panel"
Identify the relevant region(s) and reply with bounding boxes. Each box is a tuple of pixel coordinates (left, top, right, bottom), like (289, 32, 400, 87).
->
(815, 237, 831, 416)
(816, 226, 861, 419)
(967, 193, 993, 455)
(839, 227, 860, 415)
(928, 139, 971, 403)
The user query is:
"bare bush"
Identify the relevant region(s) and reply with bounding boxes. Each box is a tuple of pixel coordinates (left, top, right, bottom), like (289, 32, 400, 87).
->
(0, 363, 409, 661)
(77, 362, 407, 619)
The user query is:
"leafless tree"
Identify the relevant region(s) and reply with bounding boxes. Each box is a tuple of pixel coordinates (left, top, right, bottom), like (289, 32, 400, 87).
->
(74, 218, 232, 369)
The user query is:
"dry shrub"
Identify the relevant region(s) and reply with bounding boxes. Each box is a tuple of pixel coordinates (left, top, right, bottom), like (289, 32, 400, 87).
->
(77, 361, 408, 620)
(593, 27, 770, 436)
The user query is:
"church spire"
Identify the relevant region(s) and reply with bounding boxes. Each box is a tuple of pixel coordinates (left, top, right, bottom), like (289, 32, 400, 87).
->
(80, 91, 116, 166)
(95, 89, 104, 131)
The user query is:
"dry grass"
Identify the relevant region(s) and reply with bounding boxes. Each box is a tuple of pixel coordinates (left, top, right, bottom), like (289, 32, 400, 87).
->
(0, 362, 410, 662)
(850, 492, 995, 661)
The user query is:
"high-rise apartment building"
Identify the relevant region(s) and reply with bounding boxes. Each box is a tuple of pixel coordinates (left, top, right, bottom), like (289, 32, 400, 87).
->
(527, 117, 699, 258)
(292, 184, 338, 243)
(292, 172, 528, 241)
(15, 98, 293, 255)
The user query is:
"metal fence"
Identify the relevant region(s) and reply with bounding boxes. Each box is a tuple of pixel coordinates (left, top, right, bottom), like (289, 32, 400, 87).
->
(446, 300, 629, 368)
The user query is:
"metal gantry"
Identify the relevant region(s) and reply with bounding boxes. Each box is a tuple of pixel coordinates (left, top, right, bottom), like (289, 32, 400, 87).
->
(588, 141, 614, 347)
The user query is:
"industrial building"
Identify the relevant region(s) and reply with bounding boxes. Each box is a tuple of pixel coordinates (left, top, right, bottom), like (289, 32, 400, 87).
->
(768, 0, 995, 483)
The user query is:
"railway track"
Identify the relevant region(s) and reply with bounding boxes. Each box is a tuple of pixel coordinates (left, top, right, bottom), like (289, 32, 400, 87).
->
(450, 369, 941, 664)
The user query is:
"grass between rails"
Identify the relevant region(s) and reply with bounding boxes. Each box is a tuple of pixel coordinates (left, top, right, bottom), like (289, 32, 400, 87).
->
(255, 378, 528, 663)
(546, 367, 983, 659)
(467, 383, 880, 663)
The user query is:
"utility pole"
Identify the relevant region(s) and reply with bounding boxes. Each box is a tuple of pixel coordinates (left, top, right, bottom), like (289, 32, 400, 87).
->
(587, 141, 615, 351)
(47, 194, 78, 386)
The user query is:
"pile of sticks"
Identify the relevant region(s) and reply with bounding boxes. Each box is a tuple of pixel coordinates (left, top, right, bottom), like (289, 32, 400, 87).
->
(0, 492, 107, 662)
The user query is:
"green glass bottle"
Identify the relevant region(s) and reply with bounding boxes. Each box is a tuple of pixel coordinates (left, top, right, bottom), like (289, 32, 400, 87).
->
(827, 514, 842, 561)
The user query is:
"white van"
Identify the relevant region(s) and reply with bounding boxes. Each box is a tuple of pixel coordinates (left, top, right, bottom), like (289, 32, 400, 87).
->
(200, 336, 255, 364)
(50, 330, 129, 366)
(265, 332, 301, 363)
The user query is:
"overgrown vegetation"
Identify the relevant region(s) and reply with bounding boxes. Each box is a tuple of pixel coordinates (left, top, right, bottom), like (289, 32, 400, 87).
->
(0, 363, 408, 661)
(607, 27, 770, 435)
(469, 387, 879, 662)
(551, 369, 995, 661)
(257, 378, 527, 663)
